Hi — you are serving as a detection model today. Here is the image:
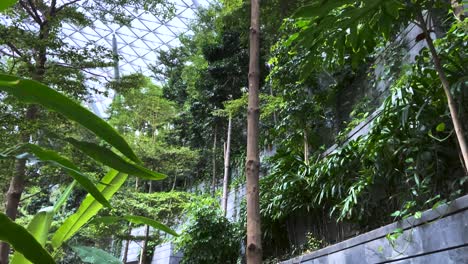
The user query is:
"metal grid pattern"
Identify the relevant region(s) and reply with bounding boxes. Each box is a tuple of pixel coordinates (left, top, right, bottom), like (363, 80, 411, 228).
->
(1, 0, 209, 116)
(61, 0, 206, 78)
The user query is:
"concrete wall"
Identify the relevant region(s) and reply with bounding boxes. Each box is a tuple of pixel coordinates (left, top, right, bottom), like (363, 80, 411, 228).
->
(151, 243, 182, 264)
(122, 227, 149, 263)
(281, 194, 468, 264)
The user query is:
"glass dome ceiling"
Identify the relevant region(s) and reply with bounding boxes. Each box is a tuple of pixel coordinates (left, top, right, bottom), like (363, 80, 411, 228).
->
(61, 0, 208, 78)
(65, 0, 209, 116)
(1, 0, 209, 116)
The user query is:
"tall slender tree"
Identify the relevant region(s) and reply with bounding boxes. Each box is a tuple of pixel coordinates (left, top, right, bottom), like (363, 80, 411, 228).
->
(246, 0, 262, 263)
(222, 116, 232, 215)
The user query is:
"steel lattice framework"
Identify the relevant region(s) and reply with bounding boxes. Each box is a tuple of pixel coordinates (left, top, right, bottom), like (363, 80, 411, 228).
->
(1, 0, 208, 116)
(61, 0, 206, 78)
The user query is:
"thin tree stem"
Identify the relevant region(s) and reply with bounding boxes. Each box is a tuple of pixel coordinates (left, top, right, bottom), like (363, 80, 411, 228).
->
(416, 11, 468, 173)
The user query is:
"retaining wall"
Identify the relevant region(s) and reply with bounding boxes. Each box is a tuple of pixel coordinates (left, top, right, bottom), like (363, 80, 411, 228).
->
(281, 194, 468, 264)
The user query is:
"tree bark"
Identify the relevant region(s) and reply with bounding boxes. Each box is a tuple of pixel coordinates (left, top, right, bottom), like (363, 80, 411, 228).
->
(139, 182, 152, 264)
(246, 0, 262, 263)
(0, 82, 40, 264)
(123, 177, 141, 263)
(416, 11, 468, 173)
(122, 236, 130, 264)
(222, 116, 232, 215)
(211, 124, 218, 196)
(303, 129, 309, 165)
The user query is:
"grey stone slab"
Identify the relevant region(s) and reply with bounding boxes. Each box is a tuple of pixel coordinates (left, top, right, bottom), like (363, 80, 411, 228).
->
(282, 194, 468, 264)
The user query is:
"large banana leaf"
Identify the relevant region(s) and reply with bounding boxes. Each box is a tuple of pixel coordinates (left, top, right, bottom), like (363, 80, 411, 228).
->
(94, 215, 179, 237)
(10, 207, 54, 264)
(66, 138, 166, 180)
(0, 213, 55, 264)
(20, 144, 110, 207)
(51, 170, 128, 249)
(0, 74, 139, 163)
(72, 246, 122, 264)
(11, 181, 78, 264)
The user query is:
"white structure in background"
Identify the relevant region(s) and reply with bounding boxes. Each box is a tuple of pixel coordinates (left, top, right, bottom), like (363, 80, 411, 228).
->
(122, 227, 183, 264)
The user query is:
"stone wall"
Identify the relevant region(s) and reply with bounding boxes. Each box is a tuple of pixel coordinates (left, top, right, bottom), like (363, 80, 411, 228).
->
(281, 194, 468, 264)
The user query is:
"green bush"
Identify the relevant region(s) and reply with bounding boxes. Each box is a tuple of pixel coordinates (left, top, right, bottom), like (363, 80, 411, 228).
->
(175, 197, 241, 264)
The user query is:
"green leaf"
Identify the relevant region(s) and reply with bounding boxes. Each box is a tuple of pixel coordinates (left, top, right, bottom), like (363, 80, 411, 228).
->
(53, 181, 77, 213)
(65, 138, 166, 180)
(0, 213, 55, 264)
(94, 215, 179, 237)
(0, 0, 17, 11)
(51, 170, 128, 250)
(20, 144, 111, 207)
(436, 122, 446, 132)
(390, 210, 401, 217)
(72, 246, 122, 264)
(414, 211, 422, 219)
(10, 207, 54, 264)
(0, 74, 139, 163)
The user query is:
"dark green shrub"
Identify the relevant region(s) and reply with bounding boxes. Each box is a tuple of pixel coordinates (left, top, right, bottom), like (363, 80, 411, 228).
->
(175, 197, 241, 264)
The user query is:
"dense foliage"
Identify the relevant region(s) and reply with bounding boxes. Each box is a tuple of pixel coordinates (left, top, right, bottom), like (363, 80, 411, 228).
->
(1, 0, 467, 263)
(175, 197, 241, 264)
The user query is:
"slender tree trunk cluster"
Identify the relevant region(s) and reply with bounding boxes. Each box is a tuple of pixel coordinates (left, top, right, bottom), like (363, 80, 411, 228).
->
(246, 0, 262, 263)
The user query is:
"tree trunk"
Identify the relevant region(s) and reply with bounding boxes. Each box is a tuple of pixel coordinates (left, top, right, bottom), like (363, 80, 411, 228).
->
(416, 11, 468, 173)
(123, 177, 142, 263)
(0, 160, 27, 263)
(122, 236, 130, 264)
(303, 129, 309, 165)
(222, 116, 232, 215)
(0, 99, 39, 264)
(139, 182, 152, 264)
(211, 125, 218, 196)
(246, 0, 262, 263)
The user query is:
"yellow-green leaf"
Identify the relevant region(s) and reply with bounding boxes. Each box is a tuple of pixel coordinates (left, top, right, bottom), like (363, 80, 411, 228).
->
(51, 170, 128, 250)
(10, 208, 54, 264)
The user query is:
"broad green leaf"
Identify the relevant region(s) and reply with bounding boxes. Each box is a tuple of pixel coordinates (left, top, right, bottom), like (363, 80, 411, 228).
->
(0, 74, 139, 163)
(436, 122, 446, 132)
(72, 246, 122, 264)
(0, 213, 55, 264)
(10, 207, 54, 264)
(51, 170, 128, 249)
(0, 0, 17, 11)
(94, 215, 179, 237)
(65, 138, 166, 180)
(20, 144, 110, 208)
